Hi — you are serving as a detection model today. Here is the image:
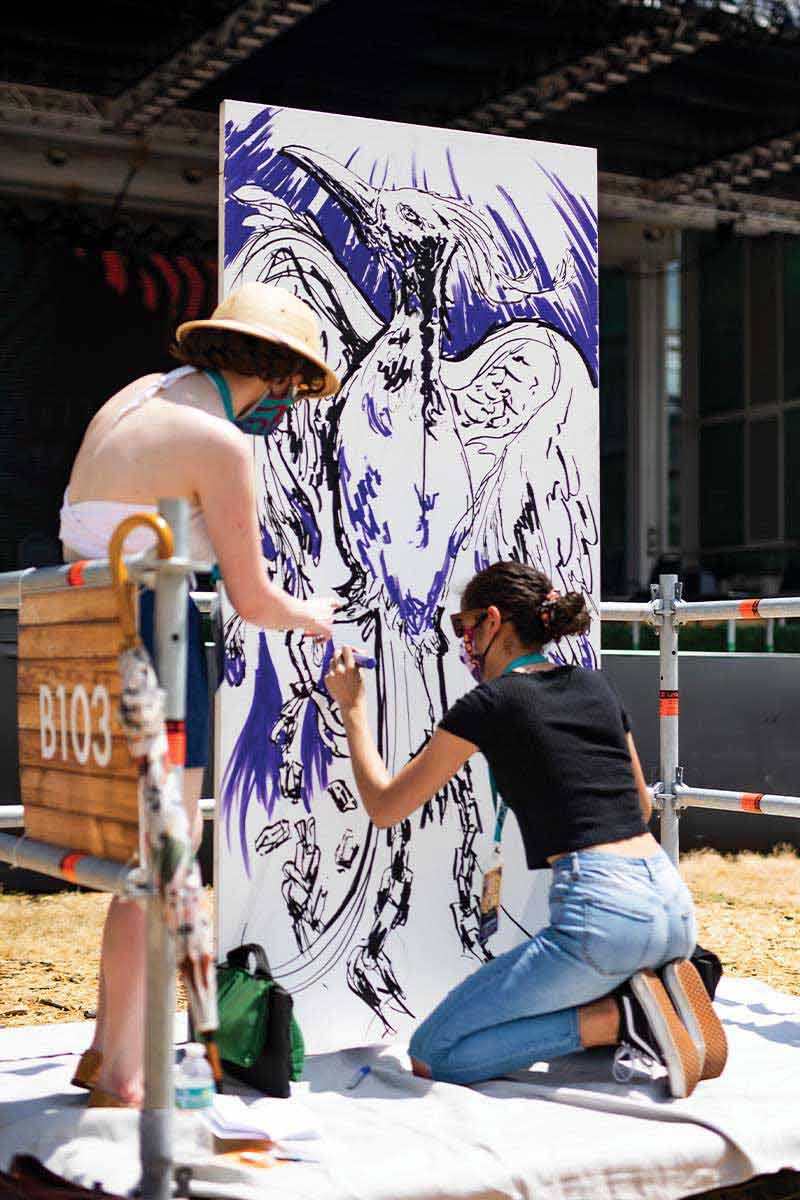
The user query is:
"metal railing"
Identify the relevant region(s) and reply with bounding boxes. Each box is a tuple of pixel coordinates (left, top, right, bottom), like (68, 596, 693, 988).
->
(601, 575, 800, 863)
(0, 499, 193, 1200)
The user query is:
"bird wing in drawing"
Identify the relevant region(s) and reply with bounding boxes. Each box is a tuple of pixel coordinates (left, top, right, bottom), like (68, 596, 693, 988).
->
(228, 186, 383, 380)
(442, 319, 599, 661)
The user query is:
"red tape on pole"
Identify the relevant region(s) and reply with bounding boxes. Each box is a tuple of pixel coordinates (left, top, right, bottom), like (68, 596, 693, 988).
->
(166, 720, 186, 768)
(741, 793, 763, 813)
(738, 600, 761, 619)
(59, 851, 86, 882)
(67, 561, 88, 587)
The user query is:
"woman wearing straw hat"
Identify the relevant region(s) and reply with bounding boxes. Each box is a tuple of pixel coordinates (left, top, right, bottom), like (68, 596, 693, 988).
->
(60, 283, 341, 1106)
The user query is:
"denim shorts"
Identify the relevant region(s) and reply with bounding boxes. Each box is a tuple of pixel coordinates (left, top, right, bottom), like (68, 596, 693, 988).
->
(139, 589, 210, 769)
(409, 847, 697, 1085)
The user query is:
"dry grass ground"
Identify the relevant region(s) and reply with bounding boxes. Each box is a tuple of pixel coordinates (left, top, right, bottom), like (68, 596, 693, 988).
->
(1, 848, 797, 1025)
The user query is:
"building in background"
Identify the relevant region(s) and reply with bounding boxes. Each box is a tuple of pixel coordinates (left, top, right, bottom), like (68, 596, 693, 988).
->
(1, 0, 800, 597)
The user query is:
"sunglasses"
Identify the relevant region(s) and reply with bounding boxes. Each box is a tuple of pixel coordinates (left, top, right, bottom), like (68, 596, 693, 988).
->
(450, 610, 488, 639)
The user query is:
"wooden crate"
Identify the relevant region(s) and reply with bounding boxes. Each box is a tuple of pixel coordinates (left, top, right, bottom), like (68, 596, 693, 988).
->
(18, 585, 140, 864)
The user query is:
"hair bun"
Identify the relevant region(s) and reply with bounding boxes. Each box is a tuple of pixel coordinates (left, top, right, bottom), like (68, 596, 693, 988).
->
(544, 590, 591, 641)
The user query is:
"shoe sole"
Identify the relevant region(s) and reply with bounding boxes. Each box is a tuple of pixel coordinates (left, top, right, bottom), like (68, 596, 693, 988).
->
(662, 959, 728, 1081)
(630, 969, 701, 1099)
(71, 1047, 102, 1091)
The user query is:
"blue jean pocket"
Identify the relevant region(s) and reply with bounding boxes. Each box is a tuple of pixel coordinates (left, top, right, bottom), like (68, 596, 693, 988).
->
(581, 900, 655, 977)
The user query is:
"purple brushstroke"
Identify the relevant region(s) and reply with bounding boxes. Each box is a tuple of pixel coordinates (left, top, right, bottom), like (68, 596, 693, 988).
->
(414, 485, 439, 550)
(363, 392, 392, 437)
(285, 487, 322, 560)
(223, 109, 597, 372)
(225, 651, 245, 688)
(260, 519, 278, 562)
(221, 633, 286, 875)
(378, 529, 464, 637)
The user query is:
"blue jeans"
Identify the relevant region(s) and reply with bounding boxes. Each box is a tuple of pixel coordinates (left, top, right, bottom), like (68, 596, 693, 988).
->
(409, 848, 697, 1084)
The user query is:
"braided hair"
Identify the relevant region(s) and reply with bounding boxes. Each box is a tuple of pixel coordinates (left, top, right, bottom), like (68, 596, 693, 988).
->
(461, 562, 590, 644)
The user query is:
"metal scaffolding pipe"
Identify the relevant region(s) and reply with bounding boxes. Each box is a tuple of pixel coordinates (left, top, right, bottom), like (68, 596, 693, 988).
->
(0, 806, 23, 829)
(140, 499, 186, 1200)
(600, 601, 659, 623)
(676, 784, 800, 819)
(0, 831, 139, 892)
(0, 554, 204, 609)
(190, 590, 217, 616)
(676, 596, 800, 623)
(658, 575, 681, 866)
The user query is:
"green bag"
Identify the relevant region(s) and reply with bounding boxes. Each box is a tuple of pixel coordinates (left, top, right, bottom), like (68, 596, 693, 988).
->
(216, 943, 304, 1097)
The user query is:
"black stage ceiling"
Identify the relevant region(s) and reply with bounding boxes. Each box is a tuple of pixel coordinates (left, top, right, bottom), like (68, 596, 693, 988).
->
(1, 1, 800, 221)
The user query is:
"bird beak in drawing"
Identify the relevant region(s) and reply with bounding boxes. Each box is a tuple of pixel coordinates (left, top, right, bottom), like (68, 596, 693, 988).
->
(281, 145, 380, 237)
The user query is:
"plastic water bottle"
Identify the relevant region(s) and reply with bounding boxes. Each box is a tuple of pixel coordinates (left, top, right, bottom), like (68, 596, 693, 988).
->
(175, 1043, 215, 1110)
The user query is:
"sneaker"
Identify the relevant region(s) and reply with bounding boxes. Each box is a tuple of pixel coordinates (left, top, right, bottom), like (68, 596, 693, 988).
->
(659, 959, 728, 1081)
(614, 969, 702, 1098)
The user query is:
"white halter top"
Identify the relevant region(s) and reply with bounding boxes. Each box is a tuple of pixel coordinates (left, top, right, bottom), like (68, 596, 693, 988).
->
(59, 367, 216, 568)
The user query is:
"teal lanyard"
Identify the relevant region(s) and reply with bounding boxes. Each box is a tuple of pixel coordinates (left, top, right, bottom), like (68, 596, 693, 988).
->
(488, 653, 549, 848)
(204, 369, 235, 421)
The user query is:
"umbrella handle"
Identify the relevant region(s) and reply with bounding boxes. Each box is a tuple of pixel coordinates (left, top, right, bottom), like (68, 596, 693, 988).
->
(109, 513, 175, 646)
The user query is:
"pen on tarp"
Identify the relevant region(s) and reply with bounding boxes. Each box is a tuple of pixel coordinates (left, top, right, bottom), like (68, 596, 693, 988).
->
(346, 1065, 372, 1089)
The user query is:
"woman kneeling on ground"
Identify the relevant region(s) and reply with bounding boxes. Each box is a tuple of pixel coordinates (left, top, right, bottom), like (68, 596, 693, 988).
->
(61, 283, 341, 1107)
(325, 561, 727, 1098)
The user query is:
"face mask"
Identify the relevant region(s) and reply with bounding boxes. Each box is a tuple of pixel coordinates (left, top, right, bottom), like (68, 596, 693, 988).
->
(459, 614, 500, 684)
(234, 385, 298, 436)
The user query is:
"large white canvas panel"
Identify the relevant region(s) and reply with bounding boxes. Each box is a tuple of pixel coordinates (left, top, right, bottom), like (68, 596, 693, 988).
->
(217, 102, 599, 1053)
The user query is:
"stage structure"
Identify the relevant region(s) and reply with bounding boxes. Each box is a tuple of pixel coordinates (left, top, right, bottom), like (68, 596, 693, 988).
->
(216, 102, 599, 1052)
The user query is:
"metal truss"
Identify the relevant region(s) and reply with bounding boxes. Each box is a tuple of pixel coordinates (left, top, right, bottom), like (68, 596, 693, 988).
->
(452, 11, 722, 136)
(451, 0, 800, 139)
(0, 82, 218, 155)
(600, 170, 800, 234)
(654, 131, 800, 200)
(107, 0, 331, 134)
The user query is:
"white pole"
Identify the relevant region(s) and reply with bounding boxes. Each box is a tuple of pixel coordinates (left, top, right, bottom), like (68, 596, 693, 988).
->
(658, 574, 681, 866)
(765, 618, 775, 653)
(726, 618, 736, 653)
(140, 499, 188, 1200)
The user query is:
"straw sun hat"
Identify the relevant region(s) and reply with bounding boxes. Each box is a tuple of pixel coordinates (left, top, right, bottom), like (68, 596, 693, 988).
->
(176, 282, 341, 397)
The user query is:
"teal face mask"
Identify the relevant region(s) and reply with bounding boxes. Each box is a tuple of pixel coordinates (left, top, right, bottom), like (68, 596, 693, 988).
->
(234, 386, 298, 436)
(204, 369, 297, 436)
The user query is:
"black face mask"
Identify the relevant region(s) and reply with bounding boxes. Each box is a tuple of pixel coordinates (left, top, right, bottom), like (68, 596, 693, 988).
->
(459, 614, 502, 683)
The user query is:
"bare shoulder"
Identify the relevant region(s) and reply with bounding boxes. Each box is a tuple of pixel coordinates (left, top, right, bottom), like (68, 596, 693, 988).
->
(168, 401, 250, 457)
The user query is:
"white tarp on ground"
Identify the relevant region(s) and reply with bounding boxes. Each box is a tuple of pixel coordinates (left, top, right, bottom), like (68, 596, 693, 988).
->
(1, 977, 798, 1200)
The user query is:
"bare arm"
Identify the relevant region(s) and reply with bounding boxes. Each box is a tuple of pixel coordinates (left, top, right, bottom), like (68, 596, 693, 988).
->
(193, 428, 335, 635)
(627, 731, 652, 823)
(326, 648, 476, 826)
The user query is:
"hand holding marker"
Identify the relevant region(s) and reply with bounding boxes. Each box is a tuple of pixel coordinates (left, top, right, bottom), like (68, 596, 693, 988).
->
(304, 635, 375, 668)
(351, 651, 375, 669)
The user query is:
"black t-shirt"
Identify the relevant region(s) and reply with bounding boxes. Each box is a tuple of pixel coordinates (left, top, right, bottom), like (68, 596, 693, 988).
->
(439, 666, 646, 869)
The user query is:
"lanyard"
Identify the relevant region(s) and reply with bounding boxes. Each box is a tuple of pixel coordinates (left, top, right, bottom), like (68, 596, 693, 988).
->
(488, 653, 548, 848)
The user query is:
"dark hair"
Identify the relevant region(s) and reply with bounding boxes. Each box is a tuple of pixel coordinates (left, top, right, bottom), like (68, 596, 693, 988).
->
(462, 561, 590, 644)
(172, 328, 327, 396)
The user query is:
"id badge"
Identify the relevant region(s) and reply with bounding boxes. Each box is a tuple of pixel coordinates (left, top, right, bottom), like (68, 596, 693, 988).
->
(478, 853, 503, 944)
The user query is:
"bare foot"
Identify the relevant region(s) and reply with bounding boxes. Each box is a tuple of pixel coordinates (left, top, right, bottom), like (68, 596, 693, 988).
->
(411, 1057, 432, 1079)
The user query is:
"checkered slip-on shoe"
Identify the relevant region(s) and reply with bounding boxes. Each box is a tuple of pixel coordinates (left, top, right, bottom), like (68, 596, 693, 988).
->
(614, 969, 702, 1099)
(660, 958, 728, 1081)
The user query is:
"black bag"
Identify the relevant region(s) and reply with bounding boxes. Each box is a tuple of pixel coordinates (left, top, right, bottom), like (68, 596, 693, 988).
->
(214, 943, 304, 1098)
(690, 943, 723, 1000)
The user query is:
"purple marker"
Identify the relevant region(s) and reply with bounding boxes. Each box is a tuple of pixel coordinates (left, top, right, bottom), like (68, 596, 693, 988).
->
(353, 653, 376, 670)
